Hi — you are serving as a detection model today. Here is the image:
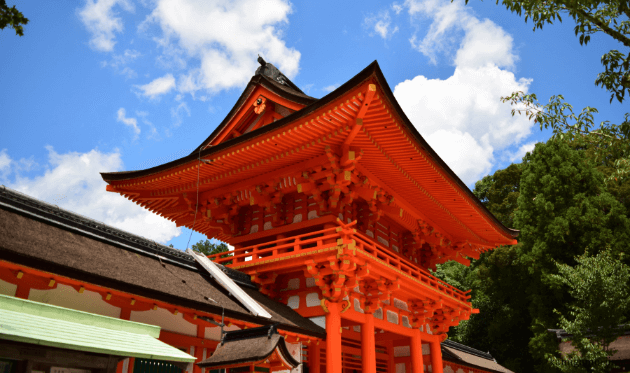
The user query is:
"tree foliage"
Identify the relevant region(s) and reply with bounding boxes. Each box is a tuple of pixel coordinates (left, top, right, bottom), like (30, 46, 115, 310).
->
(547, 249, 630, 373)
(439, 139, 630, 372)
(192, 240, 232, 263)
(0, 1, 28, 36)
(515, 139, 630, 368)
(502, 92, 630, 183)
(473, 163, 522, 229)
(488, 0, 630, 103)
(432, 162, 533, 371)
(456, 2, 630, 370)
(485, 0, 630, 189)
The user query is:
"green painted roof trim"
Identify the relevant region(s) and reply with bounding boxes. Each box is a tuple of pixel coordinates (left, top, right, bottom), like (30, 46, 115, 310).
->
(0, 294, 195, 362)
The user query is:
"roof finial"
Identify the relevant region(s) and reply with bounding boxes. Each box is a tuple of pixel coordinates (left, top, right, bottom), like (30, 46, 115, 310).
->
(257, 55, 267, 66)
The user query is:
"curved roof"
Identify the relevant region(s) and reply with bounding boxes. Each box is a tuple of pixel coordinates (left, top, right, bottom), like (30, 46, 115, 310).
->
(101, 61, 517, 247)
(198, 324, 300, 369)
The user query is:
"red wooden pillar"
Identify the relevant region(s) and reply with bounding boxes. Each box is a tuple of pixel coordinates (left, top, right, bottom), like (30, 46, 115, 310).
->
(14, 285, 30, 299)
(362, 315, 376, 373)
(326, 302, 342, 373)
(429, 340, 443, 373)
(119, 308, 131, 321)
(385, 341, 396, 373)
(310, 342, 321, 373)
(410, 330, 424, 373)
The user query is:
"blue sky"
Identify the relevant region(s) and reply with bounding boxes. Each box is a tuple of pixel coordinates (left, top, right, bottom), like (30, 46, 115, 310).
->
(1, 0, 627, 249)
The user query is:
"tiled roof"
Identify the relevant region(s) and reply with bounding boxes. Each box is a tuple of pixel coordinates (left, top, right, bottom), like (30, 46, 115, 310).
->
(0, 185, 326, 338)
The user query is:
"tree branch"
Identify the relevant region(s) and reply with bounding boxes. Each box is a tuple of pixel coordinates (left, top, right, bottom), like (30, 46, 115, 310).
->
(572, 6, 630, 47)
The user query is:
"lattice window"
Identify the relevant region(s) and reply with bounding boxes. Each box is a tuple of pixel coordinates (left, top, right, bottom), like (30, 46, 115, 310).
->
(387, 310, 399, 324)
(393, 346, 410, 357)
(393, 298, 408, 311)
(287, 278, 300, 290)
(354, 298, 364, 313)
(373, 308, 383, 319)
(287, 296, 300, 309)
(306, 277, 316, 288)
(306, 293, 320, 307)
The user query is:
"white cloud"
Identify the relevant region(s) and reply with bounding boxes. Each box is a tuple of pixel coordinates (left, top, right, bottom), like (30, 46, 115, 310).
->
(134, 74, 176, 99)
(364, 11, 399, 40)
(0, 149, 11, 180)
(171, 102, 191, 127)
(112, 49, 141, 66)
(4, 147, 181, 244)
(101, 49, 141, 78)
(322, 84, 340, 93)
(116, 108, 140, 138)
(78, 0, 134, 52)
(136, 111, 158, 139)
(141, 0, 300, 95)
(455, 18, 516, 70)
(426, 129, 493, 183)
(506, 141, 537, 163)
(393, 0, 533, 185)
(119, 66, 137, 79)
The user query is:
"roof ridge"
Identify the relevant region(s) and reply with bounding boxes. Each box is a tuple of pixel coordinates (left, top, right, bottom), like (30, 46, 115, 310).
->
(255, 56, 303, 94)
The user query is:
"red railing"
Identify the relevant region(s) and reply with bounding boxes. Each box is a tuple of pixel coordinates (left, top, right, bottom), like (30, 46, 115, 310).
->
(207, 222, 470, 303)
(351, 231, 469, 302)
(207, 225, 341, 265)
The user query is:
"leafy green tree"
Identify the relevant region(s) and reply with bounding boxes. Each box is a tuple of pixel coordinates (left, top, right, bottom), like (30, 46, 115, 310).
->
(473, 163, 522, 229)
(490, 0, 630, 184)
(0, 0, 28, 36)
(515, 139, 630, 369)
(547, 249, 630, 373)
(432, 162, 533, 371)
(502, 92, 630, 183)
(434, 247, 534, 371)
(491, 0, 630, 104)
(192, 240, 232, 263)
(441, 139, 630, 372)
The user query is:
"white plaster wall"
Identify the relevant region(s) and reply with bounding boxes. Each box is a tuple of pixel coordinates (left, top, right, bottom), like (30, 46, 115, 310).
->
(130, 307, 196, 336)
(310, 316, 326, 329)
(0, 278, 17, 296)
(29, 284, 121, 318)
(286, 342, 302, 362)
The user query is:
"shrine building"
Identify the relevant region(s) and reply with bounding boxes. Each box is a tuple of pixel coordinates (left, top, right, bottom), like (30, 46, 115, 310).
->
(0, 59, 517, 373)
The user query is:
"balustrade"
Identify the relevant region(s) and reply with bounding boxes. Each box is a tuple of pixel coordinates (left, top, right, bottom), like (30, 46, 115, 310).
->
(206, 220, 470, 302)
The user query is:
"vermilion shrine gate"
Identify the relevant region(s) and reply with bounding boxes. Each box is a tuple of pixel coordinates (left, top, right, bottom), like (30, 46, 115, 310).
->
(102, 59, 518, 373)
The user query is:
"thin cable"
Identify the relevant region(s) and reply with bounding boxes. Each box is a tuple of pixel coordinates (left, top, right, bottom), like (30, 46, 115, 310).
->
(186, 147, 202, 250)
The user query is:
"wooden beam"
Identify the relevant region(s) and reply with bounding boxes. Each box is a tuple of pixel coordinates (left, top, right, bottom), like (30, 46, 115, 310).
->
(356, 84, 377, 119)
